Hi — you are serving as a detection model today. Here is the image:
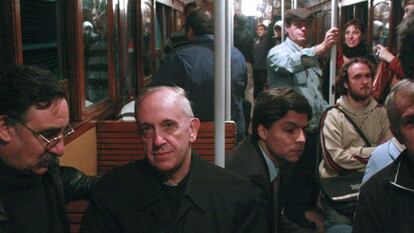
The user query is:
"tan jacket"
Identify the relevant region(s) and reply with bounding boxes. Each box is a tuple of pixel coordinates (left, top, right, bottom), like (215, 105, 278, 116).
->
(319, 96, 392, 178)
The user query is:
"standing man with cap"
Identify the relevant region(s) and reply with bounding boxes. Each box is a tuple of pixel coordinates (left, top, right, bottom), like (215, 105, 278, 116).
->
(266, 8, 339, 228)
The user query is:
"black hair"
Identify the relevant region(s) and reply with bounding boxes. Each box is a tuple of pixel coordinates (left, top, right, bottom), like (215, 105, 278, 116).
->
(0, 65, 66, 123)
(251, 88, 312, 140)
(184, 9, 214, 35)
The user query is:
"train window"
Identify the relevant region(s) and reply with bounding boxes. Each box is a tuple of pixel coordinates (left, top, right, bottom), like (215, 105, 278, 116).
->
(373, 0, 391, 48)
(141, 1, 153, 80)
(20, 0, 63, 80)
(127, 0, 138, 97)
(82, 0, 110, 106)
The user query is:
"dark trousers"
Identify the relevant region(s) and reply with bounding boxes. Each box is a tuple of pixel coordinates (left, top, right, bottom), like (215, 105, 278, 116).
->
(283, 132, 320, 227)
(253, 69, 267, 99)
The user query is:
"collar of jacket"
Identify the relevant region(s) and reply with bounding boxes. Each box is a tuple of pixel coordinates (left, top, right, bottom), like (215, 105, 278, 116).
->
(388, 150, 414, 193)
(135, 151, 217, 214)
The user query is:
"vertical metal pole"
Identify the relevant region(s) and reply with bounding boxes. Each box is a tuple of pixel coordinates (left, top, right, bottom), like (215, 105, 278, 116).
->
(329, 0, 338, 105)
(281, 0, 285, 42)
(225, 0, 232, 121)
(214, 0, 226, 167)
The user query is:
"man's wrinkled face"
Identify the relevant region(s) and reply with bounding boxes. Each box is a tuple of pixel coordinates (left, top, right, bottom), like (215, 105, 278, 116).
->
(0, 98, 69, 175)
(258, 110, 308, 163)
(136, 90, 199, 181)
(286, 20, 311, 47)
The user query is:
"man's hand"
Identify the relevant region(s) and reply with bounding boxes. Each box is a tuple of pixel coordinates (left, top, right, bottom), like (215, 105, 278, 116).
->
(375, 44, 395, 63)
(316, 27, 340, 56)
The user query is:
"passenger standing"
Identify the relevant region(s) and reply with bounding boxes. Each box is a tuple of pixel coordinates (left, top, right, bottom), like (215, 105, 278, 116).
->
(397, 6, 414, 79)
(353, 79, 414, 233)
(266, 8, 339, 226)
(152, 9, 247, 141)
(374, 0, 414, 79)
(371, 0, 414, 102)
(0, 65, 97, 233)
(272, 20, 283, 46)
(253, 24, 271, 99)
(80, 86, 269, 233)
(234, 15, 255, 128)
(163, 2, 198, 54)
(337, 19, 376, 69)
(226, 88, 324, 233)
(319, 58, 392, 233)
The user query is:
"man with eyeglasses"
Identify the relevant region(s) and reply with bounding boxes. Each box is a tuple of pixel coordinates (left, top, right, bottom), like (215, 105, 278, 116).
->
(80, 86, 268, 233)
(353, 79, 414, 233)
(0, 65, 97, 233)
(266, 8, 339, 228)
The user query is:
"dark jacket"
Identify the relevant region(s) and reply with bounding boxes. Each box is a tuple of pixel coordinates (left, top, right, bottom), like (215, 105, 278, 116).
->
(226, 139, 273, 232)
(353, 149, 414, 233)
(152, 34, 247, 140)
(226, 139, 315, 233)
(80, 152, 269, 233)
(0, 157, 97, 233)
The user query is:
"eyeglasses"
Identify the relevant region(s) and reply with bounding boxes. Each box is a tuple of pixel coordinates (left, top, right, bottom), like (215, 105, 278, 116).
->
(17, 121, 75, 150)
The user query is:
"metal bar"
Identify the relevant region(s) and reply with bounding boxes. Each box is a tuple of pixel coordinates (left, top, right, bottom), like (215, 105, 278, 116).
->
(281, 0, 285, 42)
(214, 0, 225, 167)
(329, 0, 338, 105)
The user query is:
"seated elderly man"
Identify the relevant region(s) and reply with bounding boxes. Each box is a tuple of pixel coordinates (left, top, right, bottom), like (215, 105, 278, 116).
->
(353, 79, 414, 233)
(80, 86, 268, 233)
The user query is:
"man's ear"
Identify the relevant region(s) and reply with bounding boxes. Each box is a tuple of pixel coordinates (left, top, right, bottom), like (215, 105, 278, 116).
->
(0, 115, 13, 142)
(344, 81, 349, 90)
(257, 124, 268, 141)
(189, 118, 200, 143)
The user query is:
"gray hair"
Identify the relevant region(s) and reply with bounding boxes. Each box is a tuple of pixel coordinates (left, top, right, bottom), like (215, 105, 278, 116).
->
(135, 86, 194, 118)
(385, 79, 414, 131)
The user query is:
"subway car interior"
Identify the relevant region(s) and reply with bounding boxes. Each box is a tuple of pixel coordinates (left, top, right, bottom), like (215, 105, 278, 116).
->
(0, 0, 409, 232)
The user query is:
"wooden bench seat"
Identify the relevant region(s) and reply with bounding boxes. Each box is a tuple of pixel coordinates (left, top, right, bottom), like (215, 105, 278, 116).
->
(96, 120, 237, 174)
(66, 120, 238, 233)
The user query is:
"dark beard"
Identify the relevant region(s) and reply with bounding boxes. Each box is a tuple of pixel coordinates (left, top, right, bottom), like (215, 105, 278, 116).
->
(348, 88, 371, 102)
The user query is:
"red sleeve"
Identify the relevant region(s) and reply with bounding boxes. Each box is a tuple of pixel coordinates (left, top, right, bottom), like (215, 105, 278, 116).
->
(388, 57, 405, 79)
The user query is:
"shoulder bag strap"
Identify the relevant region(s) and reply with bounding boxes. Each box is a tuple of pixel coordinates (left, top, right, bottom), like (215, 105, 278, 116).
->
(334, 107, 372, 147)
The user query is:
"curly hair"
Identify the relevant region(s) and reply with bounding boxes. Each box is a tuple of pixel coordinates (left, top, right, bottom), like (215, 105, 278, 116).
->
(335, 57, 375, 96)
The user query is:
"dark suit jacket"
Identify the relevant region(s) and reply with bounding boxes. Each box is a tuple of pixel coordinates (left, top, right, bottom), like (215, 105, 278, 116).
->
(80, 152, 268, 233)
(226, 139, 307, 233)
